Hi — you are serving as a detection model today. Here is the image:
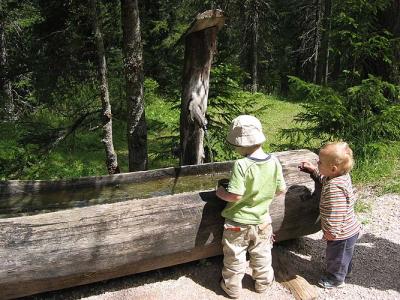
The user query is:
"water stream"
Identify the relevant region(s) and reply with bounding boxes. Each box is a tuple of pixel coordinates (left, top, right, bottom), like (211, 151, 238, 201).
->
(203, 127, 215, 183)
(0, 170, 230, 218)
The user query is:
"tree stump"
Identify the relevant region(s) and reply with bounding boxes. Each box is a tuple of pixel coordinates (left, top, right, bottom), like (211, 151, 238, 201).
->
(180, 10, 225, 165)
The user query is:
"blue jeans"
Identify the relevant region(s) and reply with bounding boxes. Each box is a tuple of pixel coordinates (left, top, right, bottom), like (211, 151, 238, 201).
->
(325, 233, 359, 282)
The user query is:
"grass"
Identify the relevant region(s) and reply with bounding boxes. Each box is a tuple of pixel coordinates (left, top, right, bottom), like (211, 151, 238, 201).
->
(1, 92, 304, 179)
(355, 200, 372, 214)
(351, 142, 400, 194)
(255, 95, 304, 153)
(1, 90, 400, 189)
(145, 96, 180, 169)
(144, 92, 306, 167)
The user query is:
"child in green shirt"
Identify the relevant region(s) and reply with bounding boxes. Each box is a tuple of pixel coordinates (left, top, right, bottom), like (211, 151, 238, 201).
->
(216, 115, 286, 298)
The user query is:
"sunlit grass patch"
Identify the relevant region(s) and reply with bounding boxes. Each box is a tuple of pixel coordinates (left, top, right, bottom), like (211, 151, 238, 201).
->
(352, 141, 400, 194)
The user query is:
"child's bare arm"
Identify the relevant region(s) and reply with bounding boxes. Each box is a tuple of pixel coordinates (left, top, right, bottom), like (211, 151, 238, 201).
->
(216, 186, 242, 202)
(298, 161, 317, 174)
(299, 160, 323, 183)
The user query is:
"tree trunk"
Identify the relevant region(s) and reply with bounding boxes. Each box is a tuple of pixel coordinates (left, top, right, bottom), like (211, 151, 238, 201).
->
(180, 10, 224, 166)
(0, 149, 320, 299)
(319, 0, 332, 85)
(121, 0, 147, 171)
(90, 0, 120, 175)
(251, 7, 259, 93)
(312, 0, 322, 84)
(0, 19, 13, 121)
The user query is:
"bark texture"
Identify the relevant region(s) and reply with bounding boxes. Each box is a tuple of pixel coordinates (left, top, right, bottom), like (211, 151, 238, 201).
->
(121, 0, 147, 171)
(251, 7, 259, 93)
(0, 19, 13, 120)
(319, 0, 332, 85)
(312, 0, 322, 83)
(180, 10, 224, 166)
(90, 0, 120, 175)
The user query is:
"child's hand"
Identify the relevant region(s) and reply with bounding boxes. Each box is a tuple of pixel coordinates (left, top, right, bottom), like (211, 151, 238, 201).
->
(216, 185, 226, 195)
(217, 179, 229, 189)
(298, 161, 316, 174)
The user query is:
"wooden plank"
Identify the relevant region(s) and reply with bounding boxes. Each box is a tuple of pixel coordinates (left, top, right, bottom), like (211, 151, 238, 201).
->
(0, 149, 320, 299)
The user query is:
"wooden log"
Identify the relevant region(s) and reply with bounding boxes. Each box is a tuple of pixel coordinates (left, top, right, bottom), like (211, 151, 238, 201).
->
(0, 149, 320, 299)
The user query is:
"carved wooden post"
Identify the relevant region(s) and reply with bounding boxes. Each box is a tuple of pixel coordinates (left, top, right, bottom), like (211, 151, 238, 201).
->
(180, 10, 224, 165)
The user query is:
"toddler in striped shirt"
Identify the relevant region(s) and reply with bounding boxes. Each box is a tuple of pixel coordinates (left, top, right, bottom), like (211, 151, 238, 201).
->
(299, 142, 361, 289)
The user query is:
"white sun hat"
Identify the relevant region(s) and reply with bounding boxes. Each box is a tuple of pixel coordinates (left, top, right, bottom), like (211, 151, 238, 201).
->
(226, 115, 266, 147)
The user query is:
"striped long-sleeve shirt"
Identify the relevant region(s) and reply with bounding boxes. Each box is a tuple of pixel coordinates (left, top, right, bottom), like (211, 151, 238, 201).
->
(312, 171, 360, 241)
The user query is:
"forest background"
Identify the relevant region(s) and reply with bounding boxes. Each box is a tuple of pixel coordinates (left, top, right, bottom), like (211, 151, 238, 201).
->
(0, 0, 399, 194)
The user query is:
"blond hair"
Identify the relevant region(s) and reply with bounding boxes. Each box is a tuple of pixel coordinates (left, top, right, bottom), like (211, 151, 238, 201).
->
(320, 142, 354, 174)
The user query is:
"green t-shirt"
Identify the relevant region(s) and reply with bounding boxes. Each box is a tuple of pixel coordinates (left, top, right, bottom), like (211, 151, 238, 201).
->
(221, 155, 286, 224)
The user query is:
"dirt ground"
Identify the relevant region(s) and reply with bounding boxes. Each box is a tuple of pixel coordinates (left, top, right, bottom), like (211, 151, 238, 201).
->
(23, 191, 400, 300)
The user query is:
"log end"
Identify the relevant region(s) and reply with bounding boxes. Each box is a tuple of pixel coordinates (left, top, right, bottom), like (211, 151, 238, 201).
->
(272, 247, 318, 300)
(186, 9, 225, 36)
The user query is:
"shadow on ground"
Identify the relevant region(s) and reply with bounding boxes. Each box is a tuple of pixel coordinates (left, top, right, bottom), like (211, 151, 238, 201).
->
(280, 232, 400, 292)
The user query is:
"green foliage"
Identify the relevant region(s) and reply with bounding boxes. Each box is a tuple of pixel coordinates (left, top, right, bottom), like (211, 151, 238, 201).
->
(352, 141, 400, 193)
(257, 96, 305, 152)
(331, 0, 396, 82)
(284, 75, 400, 156)
(144, 70, 270, 165)
(0, 77, 103, 179)
(144, 78, 180, 168)
(206, 64, 267, 161)
(286, 75, 400, 194)
(0, 123, 31, 180)
(209, 63, 247, 98)
(144, 73, 302, 166)
(140, 0, 193, 95)
(1, 0, 400, 186)
(144, 78, 161, 105)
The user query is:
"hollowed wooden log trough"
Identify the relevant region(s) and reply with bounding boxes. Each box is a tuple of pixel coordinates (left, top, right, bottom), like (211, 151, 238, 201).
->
(0, 149, 320, 299)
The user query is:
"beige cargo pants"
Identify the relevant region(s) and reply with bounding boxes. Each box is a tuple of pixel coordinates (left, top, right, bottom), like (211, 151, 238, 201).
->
(221, 219, 274, 298)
